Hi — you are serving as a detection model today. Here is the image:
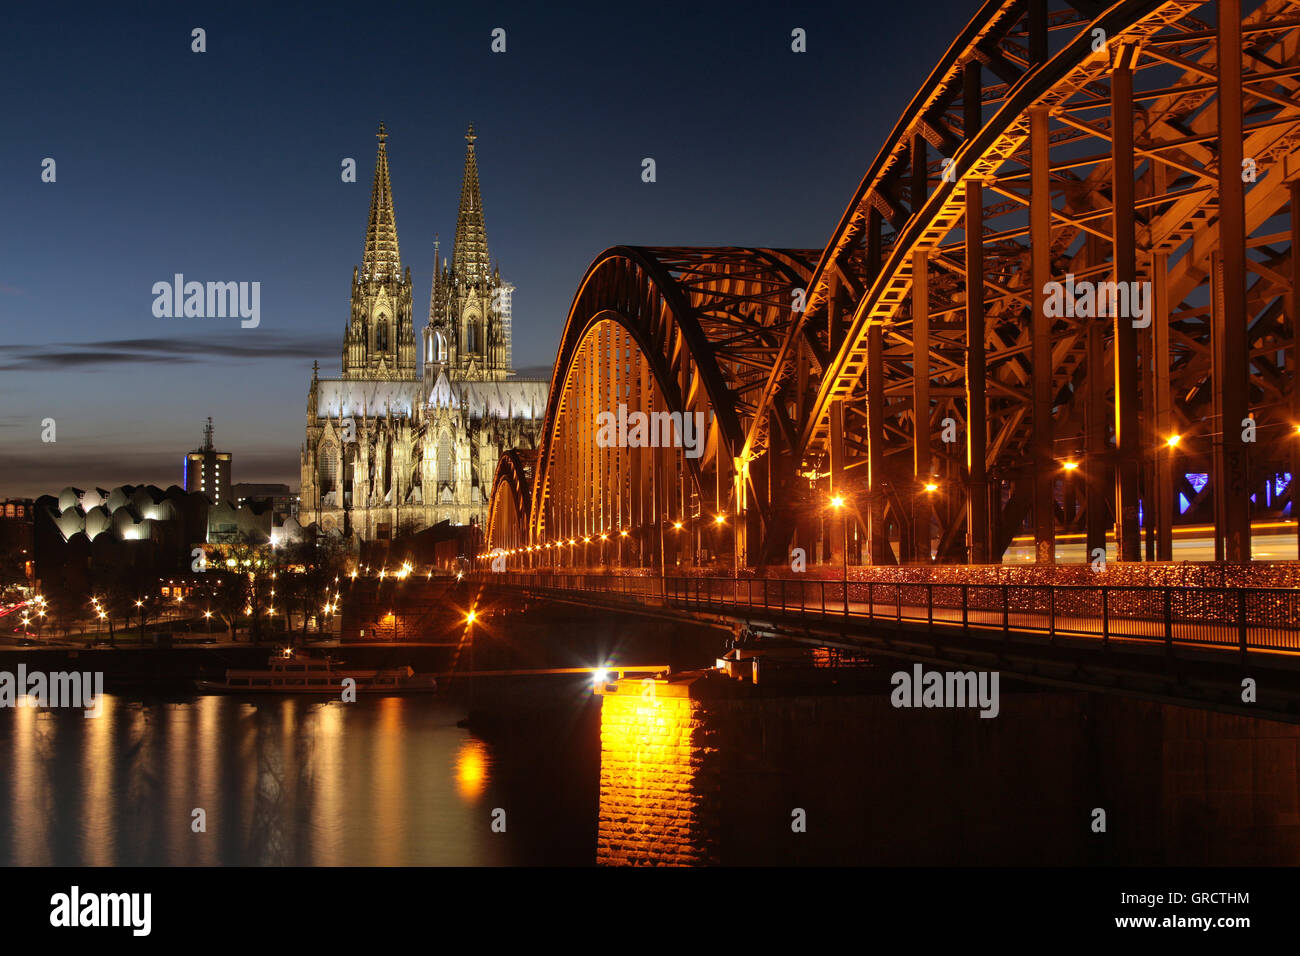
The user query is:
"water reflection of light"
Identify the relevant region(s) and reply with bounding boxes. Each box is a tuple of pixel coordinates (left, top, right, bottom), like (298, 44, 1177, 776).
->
(455, 738, 490, 801)
(310, 702, 344, 866)
(12, 704, 45, 865)
(193, 696, 219, 865)
(83, 693, 115, 865)
(373, 698, 405, 865)
(599, 687, 711, 865)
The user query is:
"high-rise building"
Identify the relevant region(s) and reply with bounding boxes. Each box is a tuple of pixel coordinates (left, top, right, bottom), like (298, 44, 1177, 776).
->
(300, 124, 547, 540)
(184, 417, 232, 504)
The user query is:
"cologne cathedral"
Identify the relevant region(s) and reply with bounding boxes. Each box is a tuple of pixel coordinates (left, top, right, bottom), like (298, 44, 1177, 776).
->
(300, 124, 547, 540)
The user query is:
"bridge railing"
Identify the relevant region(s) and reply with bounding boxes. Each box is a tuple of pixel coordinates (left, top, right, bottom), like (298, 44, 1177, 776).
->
(480, 572, 1300, 656)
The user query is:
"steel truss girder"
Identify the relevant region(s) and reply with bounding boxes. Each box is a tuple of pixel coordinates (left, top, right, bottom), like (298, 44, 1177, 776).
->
(489, 0, 1300, 570)
(777, 0, 1299, 565)
(520, 247, 816, 564)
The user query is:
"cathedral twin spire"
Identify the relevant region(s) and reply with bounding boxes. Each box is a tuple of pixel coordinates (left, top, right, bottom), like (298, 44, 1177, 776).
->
(343, 121, 414, 380)
(452, 123, 491, 286)
(347, 121, 508, 383)
(361, 122, 401, 282)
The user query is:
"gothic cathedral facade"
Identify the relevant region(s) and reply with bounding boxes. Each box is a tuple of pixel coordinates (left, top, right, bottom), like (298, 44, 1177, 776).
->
(300, 124, 548, 541)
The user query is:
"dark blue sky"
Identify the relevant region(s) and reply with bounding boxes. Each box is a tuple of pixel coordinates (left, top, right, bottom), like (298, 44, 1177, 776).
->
(0, 0, 974, 496)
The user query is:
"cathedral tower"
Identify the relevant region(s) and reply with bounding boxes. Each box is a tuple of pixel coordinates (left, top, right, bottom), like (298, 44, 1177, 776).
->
(425, 124, 511, 382)
(343, 123, 417, 380)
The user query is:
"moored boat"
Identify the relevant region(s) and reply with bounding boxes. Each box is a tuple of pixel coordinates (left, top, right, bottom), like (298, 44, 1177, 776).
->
(196, 649, 437, 694)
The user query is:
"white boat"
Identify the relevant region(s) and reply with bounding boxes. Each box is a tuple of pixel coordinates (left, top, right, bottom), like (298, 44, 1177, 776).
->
(196, 649, 437, 694)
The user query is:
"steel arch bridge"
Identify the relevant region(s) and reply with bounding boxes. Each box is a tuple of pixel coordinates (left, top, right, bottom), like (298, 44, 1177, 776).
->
(487, 0, 1300, 573)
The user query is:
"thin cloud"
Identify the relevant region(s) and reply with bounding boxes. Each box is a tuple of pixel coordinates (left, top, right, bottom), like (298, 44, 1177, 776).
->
(0, 333, 334, 372)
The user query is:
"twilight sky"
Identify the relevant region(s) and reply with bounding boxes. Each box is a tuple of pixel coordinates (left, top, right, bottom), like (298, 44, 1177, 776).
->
(0, 0, 972, 497)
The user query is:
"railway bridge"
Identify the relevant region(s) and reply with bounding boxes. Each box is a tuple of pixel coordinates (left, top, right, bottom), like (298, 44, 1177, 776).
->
(475, 0, 1300, 715)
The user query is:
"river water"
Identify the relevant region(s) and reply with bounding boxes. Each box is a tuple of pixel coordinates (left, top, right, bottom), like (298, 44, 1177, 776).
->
(0, 694, 596, 866)
(2, 685, 1295, 866)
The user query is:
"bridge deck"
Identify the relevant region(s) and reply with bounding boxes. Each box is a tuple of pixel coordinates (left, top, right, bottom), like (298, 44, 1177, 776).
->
(481, 572, 1300, 658)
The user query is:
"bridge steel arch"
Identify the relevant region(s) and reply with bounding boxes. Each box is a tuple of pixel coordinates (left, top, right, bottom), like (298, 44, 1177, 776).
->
(743, 0, 1300, 568)
(485, 246, 818, 569)
(489, 0, 1300, 572)
(486, 448, 535, 556)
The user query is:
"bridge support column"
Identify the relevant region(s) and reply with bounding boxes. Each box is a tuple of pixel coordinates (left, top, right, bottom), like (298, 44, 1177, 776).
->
(912, 249, 931, 563)
(830, 399, 847, 569)
(734, 456, 752, 570)
(965, 181, 989, 563)
(1214, 0, 1251, 563)
(1152, 254, 1174, 562)
(1084, 234, 1110, 563)
(1291, 177, 1300, 560)
(1112, 47, 1142, 563)
(866, 325, 890, 565)
(1029, 106, 1055, 564)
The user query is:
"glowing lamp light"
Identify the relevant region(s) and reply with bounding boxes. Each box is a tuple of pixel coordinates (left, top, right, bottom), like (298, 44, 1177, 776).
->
(466, 609, 477, 624)
(714, 514, 726, 525)
(923, 483, 939, 493)
(620, 530, 629, 538)
(600, 534, 609, 541)
(830, 495, 844, 509)
(1166, 434, 1182, 448)
(1062, 460, 1079, 471)
(672, 522, 683, 530)
(593, 668, 609, 684)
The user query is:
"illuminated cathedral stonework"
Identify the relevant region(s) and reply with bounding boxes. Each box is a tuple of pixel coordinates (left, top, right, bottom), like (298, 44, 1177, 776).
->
(300, 124, 547, 541)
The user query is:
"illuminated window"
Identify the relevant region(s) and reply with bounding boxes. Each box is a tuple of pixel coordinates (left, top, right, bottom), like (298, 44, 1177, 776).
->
(318, 444, 338, 494)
